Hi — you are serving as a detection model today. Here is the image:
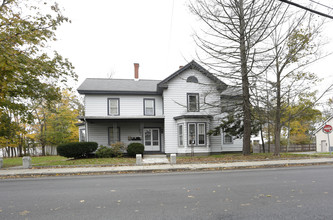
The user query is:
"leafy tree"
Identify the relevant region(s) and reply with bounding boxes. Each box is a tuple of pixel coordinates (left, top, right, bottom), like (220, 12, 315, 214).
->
(0, 0, 76, 129)
(45, 90, 80, 146)
(283, 96, 322, 146)
(30, 90, 82, 155)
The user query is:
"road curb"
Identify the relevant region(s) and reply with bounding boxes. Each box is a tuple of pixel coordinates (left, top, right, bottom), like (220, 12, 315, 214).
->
(1, 160, 333, 179)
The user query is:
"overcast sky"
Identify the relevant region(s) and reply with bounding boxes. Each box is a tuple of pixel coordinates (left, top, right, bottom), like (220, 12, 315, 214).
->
(52, 0, 333, 94)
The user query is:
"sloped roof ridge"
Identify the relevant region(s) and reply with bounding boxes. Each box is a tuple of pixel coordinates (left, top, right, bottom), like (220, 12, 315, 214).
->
(85, 78, 161, 81)
(157, 60, 227, 88)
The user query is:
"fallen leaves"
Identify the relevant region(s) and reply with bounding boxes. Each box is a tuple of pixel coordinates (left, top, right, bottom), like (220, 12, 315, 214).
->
(19, 210, 30, 216)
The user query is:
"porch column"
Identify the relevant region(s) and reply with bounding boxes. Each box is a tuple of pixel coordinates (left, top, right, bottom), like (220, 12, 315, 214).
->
(113, 122, 117, 144)
(85, 119, 89, 142)
(140, 122, 144, 145)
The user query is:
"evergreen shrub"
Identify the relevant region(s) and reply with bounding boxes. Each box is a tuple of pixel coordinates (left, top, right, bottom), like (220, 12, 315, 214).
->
(127, 143, 144, 157)
(57, 142, 98, 159)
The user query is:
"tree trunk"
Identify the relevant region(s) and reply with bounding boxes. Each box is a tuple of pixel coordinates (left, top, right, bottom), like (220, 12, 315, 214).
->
(274, 70, 281, 156)
(40, 122, 46, 156)
(287, 120, 291, 152)
(260, 124, 265, 153)
(267, 123, 271, 153)
(18, 143, 22, 157)
(42, 145, 45, 156)
(239, 0, 251, 155)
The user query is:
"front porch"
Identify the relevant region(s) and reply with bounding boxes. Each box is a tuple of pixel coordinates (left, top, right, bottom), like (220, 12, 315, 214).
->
(84, 119, 165, 153)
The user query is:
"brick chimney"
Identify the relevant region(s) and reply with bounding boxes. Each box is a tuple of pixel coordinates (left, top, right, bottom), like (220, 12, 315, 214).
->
(134, 63, 139, 81)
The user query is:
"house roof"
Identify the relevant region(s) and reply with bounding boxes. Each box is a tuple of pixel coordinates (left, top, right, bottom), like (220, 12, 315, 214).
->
(77, 60, 227, 95)
(221, 86, 242, 97)
(314, 115, 333, 134)
(158, 60, 227, 90)
(77, 78, 161, 95)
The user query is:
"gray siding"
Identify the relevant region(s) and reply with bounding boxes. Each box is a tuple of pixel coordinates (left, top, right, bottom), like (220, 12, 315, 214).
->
(163, 69, 222, 154)
(85, 94, 163, 117)
(87, 120, 164, 148)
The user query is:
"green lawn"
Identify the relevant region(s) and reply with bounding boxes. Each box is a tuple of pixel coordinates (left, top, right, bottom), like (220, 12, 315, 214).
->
(1, 152, 328, 168)
(2, 156, 136, 168)
(176, 152, 326, 163)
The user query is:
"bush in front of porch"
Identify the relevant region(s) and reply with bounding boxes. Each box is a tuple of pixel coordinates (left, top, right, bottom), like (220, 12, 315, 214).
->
(96, 142, 126, 158)
(127, 143, 144, 157)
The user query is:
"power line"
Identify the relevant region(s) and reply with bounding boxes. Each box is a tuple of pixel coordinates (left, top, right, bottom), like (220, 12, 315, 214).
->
(277, 0, 333, 19)
(309, 0, 333, 11)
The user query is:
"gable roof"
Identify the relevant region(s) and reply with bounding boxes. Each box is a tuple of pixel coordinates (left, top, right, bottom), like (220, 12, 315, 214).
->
(158, 60, 227, 90)
(77, 60, 227, 95)
(221, 86, 242, 98)
(77, 78, 161, 95)
(314, 115, 333, 134)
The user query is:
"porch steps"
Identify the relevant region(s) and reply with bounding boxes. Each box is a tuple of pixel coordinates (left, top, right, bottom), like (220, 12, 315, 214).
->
(142, 154, 169, 164)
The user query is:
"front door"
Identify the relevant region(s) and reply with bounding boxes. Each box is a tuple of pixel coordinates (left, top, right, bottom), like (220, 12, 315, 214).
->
(144, 128, 160, 151)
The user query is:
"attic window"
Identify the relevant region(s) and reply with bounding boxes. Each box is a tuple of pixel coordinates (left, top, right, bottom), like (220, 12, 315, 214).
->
(186, 76, 198, 83)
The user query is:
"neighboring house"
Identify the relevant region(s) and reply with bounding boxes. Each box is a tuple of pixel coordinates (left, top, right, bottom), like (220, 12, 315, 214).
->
(77, 60, 242, 155)
(314, 116, 333, 152)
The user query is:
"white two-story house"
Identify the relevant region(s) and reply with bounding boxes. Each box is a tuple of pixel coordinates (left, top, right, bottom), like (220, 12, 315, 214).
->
(77, 60, 242, 155)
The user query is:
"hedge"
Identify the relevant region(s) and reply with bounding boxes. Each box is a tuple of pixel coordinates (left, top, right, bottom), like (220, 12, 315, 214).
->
(127, 142, 144, 157)
(57, 142, 98, 159)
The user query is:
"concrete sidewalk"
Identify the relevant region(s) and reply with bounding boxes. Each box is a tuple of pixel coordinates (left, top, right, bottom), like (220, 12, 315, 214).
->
(1, 157, 333, 178)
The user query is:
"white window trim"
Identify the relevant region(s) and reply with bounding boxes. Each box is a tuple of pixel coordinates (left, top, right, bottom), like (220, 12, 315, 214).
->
(187, 122, 207, 147)
(187, 93, 199, 112)
(108, 127, 120, 145)
(108, 98, 120, 116)
(188, 123, 197, 145)
(144, 99, 155, 116)
(178, 124, 184, 146)
(197, 123, 206, 146)
(223, 133, 233, 144)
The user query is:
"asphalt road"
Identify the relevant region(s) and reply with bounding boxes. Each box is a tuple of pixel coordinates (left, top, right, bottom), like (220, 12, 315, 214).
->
(1, 166, 333, 220)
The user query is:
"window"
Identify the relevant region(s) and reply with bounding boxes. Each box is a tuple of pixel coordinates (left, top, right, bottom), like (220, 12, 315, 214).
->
(178, 124, 184, 146)
(224, 134, 233, 144)
(108, 98, 119, 116)
(108, 127, 120, 145)
(187, 93, 199, 112)
(187, 123, 206, 146)
(79, 129, 86, 142)
(144, 99, 155, 116)
(186, 76, 198, 83)
(198, 123, 205, 145)
(188, 123, 196, 145)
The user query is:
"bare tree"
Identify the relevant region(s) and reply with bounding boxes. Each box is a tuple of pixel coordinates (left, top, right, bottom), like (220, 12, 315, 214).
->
(189, 0, 284, 155)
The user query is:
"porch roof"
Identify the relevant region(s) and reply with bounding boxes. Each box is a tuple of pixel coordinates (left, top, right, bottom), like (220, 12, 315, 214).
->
(78, 116, 165, 120)
(173, 114, 213, 120)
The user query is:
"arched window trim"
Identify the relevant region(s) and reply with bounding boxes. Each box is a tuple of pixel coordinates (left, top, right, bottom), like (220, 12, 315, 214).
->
(186, 76, 198, 83)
